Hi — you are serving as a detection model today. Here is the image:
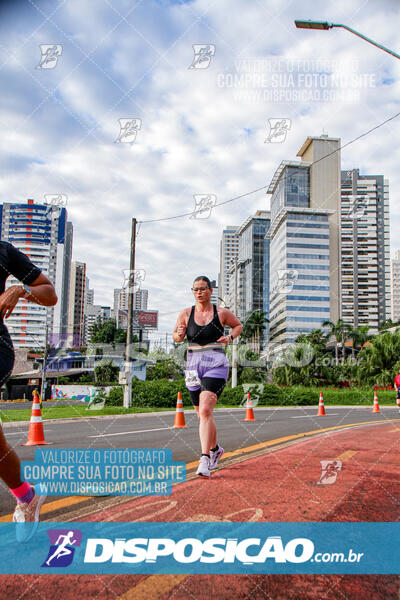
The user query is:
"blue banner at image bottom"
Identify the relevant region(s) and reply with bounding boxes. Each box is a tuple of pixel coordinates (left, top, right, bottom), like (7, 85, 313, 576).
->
(0, 522, 398, 575)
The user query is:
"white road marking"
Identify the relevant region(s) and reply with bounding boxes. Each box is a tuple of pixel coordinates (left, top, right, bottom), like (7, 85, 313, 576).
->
(291, 414, 339, 419)
(88, 426, 174, 438)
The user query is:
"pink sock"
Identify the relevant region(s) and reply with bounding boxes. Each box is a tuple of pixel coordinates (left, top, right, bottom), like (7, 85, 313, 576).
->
(10, 482, 35, 504)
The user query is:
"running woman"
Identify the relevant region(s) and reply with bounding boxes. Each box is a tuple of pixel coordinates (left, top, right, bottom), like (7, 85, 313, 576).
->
(0, 241, 57, 541)
(173, 276, 242, 477)
(394, 368, 400, 414)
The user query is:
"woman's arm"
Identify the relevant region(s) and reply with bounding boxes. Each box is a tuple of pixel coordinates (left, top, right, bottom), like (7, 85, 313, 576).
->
(172, 309, 189, 343)
(217, 308, 242, 345)
(0, 273, 57, 319)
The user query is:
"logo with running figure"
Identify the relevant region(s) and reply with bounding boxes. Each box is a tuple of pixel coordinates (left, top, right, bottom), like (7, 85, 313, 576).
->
(241, 384, 264, 408)
(317, 460, 342, 485)
(122, 269, 146, 292)
(36, 45, 63, 69)
(115, 118, 142, 143)
(190, 194, 217, 219)
(189, 45, 215, 69)
(345, 195, 370, 220)
(264, 118, 291, 143)
(42, 529, 82, 568)
(274, 269, 298, 295)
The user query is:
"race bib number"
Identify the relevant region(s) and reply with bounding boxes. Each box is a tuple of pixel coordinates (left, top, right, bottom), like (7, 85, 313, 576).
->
(185, 370, 201, 387)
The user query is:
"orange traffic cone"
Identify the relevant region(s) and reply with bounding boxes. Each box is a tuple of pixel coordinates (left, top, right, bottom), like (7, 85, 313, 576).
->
(173, 392, 186, 428)
(317, 392, 326, 416)
(244, 392, 255, 421)
(372, 390, 380, 413)
(22, 389, 52, 446)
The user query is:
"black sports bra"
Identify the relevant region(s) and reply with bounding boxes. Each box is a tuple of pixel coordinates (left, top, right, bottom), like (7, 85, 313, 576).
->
(186, 304, 224, 346)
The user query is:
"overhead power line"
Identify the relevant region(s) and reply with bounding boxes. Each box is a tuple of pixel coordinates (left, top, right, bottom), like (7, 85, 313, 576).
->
(138, 110, 400, 225)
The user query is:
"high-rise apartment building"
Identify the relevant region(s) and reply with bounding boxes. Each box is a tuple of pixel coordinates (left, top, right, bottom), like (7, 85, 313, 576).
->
(267, 136, 341, 354)
(67, 261, 86, 346)
(341, 169, 390, 331)
(219, 226, 239, 306)
(0, 199, 72, 349)
(84, 305, 112, 343)
(85, 304, 102, 343)
(134, 289, 148, 310)
(391, 250, 400, 323)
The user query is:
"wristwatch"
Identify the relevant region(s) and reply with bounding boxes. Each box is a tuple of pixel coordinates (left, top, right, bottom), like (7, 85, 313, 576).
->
(22, 284, 32, 298)
(229, 334, 234, 342)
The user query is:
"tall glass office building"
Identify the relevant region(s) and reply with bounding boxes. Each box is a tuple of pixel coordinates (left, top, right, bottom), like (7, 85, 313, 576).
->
(226, 211, 271, 345)
(267, 136, 341, 355)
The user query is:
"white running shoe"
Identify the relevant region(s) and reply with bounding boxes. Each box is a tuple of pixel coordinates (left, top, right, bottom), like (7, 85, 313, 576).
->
(209, 446, 224, 470)
(13, 489, 47, 543)
(196, 455, 211, 478)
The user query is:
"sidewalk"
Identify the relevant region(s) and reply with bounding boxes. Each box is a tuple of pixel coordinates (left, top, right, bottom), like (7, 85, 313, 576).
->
(1, 419, 399, 599)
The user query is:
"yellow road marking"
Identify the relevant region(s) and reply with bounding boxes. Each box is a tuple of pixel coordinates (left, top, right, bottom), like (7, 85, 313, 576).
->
(336, 450, 358, 461)
(118, 575, 188, 600)
(186, 419, 398, 470)
(1, 418, 398, 522)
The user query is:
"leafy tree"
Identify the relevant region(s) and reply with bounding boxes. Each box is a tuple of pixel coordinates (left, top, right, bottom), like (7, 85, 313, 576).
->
(114, 328, 128, 343)
(89, 319, 136, 345)
(356, 329, 400, 386)
(89, 319, 117, 344)
(94, 360, 119, 384)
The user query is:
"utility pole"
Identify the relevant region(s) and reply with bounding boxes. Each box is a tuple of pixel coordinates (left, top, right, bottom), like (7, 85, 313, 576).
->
(232, 256, 238, 388)
(40, 323, 48, 402)
(123, 218, 136, 408)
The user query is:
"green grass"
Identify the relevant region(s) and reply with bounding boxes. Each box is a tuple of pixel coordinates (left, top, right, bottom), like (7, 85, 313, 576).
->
(0, 404, 187, 423)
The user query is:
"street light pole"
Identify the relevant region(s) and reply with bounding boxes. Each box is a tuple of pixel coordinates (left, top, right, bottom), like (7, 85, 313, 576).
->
(294, 20, 400, 60)
(123, 218, 136, 408)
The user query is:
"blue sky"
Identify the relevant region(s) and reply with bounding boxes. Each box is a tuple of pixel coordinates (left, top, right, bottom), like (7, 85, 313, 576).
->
(1, 0, 399, 339)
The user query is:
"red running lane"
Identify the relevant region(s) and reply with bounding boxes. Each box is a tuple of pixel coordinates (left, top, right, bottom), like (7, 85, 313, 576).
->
(1, 421, 399, 600)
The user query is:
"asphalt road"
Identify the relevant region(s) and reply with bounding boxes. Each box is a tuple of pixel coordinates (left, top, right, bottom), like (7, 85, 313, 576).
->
(1, 405, 399, 516)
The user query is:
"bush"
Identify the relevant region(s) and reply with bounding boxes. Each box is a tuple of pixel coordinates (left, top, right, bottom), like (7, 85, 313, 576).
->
(238, 368, 267, 384)
(105, 380, 397, 409)
(146, 359, 184, 381)
(94, 361, 119, 384)
(131, 378, 193, 408)
(106, 386, 123, 406)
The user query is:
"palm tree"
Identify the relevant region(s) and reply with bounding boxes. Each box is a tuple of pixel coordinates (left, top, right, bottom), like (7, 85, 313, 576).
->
(322, 319, 351, 365)
(378, 319, 395, 332)
(304, 328, 328, 350)
(242, 311, 269, 355)
(348, 325, 372, 360)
